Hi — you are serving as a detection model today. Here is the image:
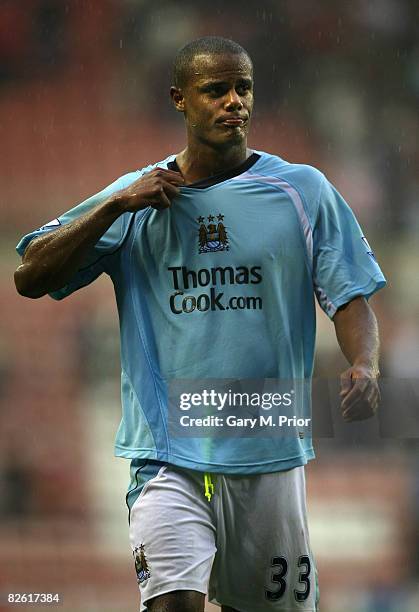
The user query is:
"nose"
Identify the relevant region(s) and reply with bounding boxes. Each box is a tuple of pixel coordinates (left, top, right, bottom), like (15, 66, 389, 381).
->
(225, 88, 243, 110)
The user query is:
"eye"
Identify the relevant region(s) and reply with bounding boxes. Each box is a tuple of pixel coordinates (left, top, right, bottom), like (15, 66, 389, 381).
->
(237, 83, 251, 95)
(208, 85, 225, 97)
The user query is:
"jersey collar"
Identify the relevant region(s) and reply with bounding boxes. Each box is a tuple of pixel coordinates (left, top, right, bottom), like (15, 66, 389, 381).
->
(167, 153, 261, 189)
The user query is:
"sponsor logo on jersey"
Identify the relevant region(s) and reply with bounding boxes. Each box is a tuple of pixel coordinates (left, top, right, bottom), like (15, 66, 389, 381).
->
(133, 543, 151, 584)
(197, 213, 229, 253)
(167, 265, 263, 314)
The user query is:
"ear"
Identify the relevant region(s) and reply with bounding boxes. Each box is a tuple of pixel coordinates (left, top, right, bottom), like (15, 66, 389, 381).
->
(170, 86, 185, 113)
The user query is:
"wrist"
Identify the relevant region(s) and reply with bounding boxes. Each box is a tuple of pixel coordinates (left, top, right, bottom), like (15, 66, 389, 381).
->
(352, 359, 380, 377)
(104, 193, 129, 217)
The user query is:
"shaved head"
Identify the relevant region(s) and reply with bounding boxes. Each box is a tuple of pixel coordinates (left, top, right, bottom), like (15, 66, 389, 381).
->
(173, 36, 252, 89)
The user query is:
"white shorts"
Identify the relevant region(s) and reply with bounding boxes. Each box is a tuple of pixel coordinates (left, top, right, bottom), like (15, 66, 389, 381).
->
(128, 461, 319, 611)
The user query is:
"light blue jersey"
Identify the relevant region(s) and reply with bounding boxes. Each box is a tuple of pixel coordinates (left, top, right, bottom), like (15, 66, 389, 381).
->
(17, 151, 386, 474)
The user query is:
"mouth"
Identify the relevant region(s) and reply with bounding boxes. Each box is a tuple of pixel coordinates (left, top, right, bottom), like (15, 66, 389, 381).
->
(217, 116, 248, 127)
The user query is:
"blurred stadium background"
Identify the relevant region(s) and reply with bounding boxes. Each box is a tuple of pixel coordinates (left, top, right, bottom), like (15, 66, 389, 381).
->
(1, 1, 418, 611)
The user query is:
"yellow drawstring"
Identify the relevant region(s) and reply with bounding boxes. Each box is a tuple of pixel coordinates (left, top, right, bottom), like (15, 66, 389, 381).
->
(204, 473, 215, 502)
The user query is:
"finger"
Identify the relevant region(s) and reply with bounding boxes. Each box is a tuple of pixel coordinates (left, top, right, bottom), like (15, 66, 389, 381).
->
(343, 397, 371, 419)
(163, 174, 185, 186)
(340, 371, 353, 397)
(160, 180, 183, 199)
(148, 181, 180, 206)
(150, 189, 171, 210)
(341, 378, 369, 410)
(370, 397, 379, 416)
(341, 384, 363, 411)
(343, 395, 376, 421)
(152, 169, 185, 183)
(129, 171, 184, 195)
(376, 384, 381, 404)
(367, 389, 380, 415)
(359, 380, 380, 412)
(167, 170, 185, 182)
(366, 386, 378, 406)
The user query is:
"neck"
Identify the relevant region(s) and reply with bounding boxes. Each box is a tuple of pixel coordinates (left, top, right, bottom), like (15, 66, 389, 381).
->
(176, 140, 251, 184)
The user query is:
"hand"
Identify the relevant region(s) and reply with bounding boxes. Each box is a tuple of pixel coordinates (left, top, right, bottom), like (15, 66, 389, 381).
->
(116, 168, 184, 213)
(339, 364, 380, 422)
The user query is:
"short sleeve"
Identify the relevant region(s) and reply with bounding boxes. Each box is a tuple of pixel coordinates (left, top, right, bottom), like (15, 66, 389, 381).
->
(312, 177, 386, 318)
(15, 171, 141, 300)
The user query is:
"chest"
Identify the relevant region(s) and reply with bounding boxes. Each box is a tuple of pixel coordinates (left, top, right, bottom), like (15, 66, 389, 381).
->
(135, 181, 307, 269)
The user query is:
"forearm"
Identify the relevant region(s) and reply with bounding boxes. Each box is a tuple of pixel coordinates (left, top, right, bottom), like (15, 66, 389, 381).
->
(14, 195, 124, 298)
(333, 296, 380, 375)
(15, 167, 184, 299)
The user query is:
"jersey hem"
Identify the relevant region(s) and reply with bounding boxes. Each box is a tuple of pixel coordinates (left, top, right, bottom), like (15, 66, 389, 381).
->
(115, 446, 315, 474)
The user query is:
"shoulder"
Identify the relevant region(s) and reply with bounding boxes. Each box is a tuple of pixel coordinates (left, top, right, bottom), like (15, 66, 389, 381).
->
(250, 151, 326, 213)
(253, 150, 325, 189)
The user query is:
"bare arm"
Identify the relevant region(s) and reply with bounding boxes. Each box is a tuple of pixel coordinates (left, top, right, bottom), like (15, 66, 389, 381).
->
(14, 168, 184, 298)
(333, 296, 380, 421)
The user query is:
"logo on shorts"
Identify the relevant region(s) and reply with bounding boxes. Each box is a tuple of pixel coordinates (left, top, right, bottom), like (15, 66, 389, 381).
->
(197, 214, 229, 254)
(133, 543, 151, 584)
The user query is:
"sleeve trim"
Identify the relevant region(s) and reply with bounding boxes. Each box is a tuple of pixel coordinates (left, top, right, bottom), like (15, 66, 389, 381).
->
(318, 275, 386, 319)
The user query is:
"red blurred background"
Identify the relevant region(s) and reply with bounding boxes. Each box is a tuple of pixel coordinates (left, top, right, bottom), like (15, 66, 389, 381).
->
(1, 1, 418, 610)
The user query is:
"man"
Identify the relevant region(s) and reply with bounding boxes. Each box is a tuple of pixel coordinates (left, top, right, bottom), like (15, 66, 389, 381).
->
(15, 37, 385, 612)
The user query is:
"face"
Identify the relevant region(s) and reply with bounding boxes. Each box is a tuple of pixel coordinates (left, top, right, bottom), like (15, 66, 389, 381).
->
(171, 52, 254, 149)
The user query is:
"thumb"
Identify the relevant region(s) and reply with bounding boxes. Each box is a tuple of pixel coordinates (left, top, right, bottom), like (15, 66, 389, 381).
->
(340, 369, 353, 397)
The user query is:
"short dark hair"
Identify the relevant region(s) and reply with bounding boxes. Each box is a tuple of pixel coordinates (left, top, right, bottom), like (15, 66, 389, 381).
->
(173, 36, 252, 89)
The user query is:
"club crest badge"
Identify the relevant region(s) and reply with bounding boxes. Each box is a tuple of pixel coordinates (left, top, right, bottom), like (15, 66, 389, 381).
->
(133, 543, 151, 584)
(197, 214, 229, 254)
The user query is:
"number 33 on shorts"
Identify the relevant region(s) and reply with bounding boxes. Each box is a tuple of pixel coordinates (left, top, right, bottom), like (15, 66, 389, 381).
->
(265, 554, 319, 608)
